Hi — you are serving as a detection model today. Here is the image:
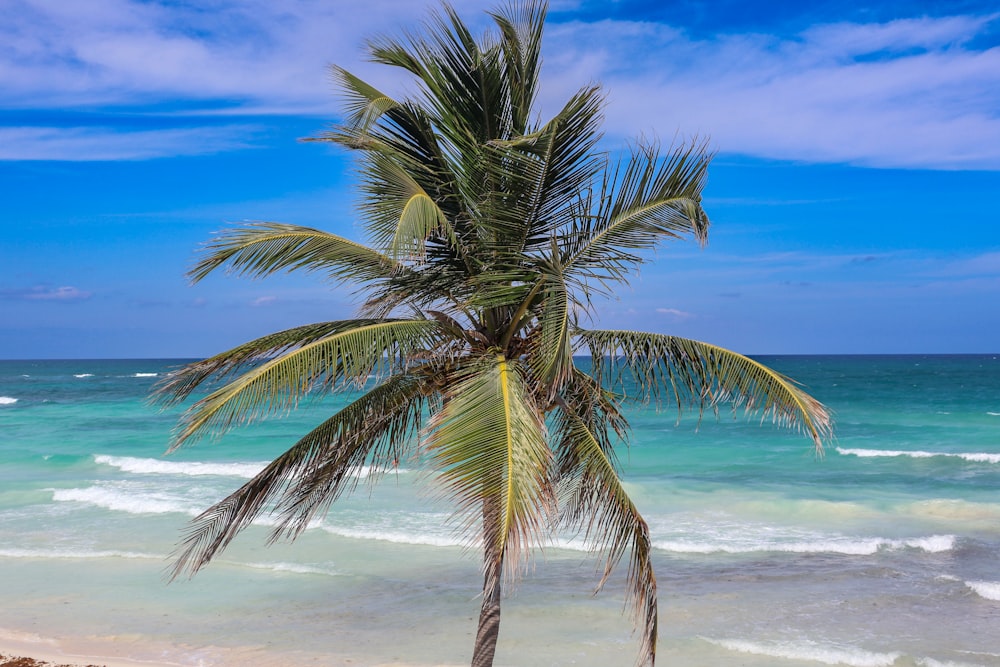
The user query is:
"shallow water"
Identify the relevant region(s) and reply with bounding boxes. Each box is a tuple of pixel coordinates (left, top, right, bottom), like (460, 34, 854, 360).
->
(1, 356, 998, 666)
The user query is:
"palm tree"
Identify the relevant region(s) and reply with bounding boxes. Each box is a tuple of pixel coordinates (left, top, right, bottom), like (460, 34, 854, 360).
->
(154, 2, 832, 665)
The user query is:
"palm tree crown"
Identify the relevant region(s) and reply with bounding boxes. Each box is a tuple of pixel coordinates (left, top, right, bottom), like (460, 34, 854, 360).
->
(155, 2, 832, 665)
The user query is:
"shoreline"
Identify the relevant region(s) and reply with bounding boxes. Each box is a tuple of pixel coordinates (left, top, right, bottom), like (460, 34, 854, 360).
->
(0, 632, 462, 667)
(0, 634, 177, 667)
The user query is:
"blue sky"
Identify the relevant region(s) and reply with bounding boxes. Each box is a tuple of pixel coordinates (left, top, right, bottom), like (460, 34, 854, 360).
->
(2, 0, 998, 358)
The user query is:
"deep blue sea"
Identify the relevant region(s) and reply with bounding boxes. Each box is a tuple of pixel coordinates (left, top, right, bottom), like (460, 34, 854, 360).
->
(1, 356, 998, 666)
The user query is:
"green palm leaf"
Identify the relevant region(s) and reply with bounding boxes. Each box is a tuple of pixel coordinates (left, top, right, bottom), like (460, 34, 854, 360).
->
(562, 141, 712, 289)
(489, 0, 546, 133)
(171, 319, 444, 447)
(187, 222, 400, 286)
(330, 66, 401, 132)
(153, 321, 358, 405)
(425, 354, 554, 577)
(358, 151, 455, 260)
(553, 405, 656, 666)
(580, 329, 832, 449)
(169, 372, 426, 579)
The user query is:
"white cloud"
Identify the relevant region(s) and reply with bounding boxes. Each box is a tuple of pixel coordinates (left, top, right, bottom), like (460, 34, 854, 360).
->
(0, 125, 259, 161)
(543, 14, 1000, 169)
(17, 286, 93, 301)
(0, 0, 498, 112)
(251, 295, 276, 307)
(656, 307, 692, 319)
(1, 2, 998, 168)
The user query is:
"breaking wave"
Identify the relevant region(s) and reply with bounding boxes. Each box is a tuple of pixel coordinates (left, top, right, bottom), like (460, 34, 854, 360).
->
(837, 447, 1000, 464)
(966, 580, 1000, 601)
(95, 455, 268, 478)
(653, 534, 954, 556)
(707, 638, 901, 666)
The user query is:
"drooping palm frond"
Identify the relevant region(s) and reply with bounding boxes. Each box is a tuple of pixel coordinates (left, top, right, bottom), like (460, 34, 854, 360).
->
(553, 406, 656, 666)
(169, 372, 427, 580)
(267, 371, 429, 540)
(425, 354, 554, 580)
(579, 330, 832, 449)
(524, 264, 574, 395)
(170, 319, 445, 448)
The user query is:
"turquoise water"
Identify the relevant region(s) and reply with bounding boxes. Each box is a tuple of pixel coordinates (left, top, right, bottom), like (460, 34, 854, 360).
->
(1, 356, 999, 666)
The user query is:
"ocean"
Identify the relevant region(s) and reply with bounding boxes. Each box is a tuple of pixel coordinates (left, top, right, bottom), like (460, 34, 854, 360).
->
(1, 355, 998, 667)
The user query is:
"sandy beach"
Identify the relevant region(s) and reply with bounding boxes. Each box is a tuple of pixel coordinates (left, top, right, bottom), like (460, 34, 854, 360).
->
(0, 633, 177, 667)
(0, 631, 461, 667)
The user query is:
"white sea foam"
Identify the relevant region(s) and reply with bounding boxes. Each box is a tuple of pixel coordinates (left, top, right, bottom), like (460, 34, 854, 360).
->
(548, 535, 597, 552)
(73, 373, 94, 378)
(0, 547, 159, 560)
(238, 561, 341, 577)
(321, 524, 463, 548)
(917, 659, 986, 667)
(93, 455, 385, 480)
(52, 485, 200, 516)
(0, 396, 18, 405)
(707, 638, 902, 666)
(987, 411, 1000, 416)
(837, 447, 1000, 464)
(95, 454, 268, 478)
(965, 580, 1000, 601)
(132, 372, 158, 377)
(654, 534, 954, 556)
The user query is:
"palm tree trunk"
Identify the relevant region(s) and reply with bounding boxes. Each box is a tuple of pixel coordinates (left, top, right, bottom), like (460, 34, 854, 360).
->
(471, 555, 502, 667)
(472, 495, 503, 667)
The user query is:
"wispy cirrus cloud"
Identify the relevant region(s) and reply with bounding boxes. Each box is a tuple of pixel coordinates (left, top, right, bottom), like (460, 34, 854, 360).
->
(656, 307, 693, 319)
(251, 295, 277, 307)
(0, 125, 259, 161)
(2, 285, 93, 301)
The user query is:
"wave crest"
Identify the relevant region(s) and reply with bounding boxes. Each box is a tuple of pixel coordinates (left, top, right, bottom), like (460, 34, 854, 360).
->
(707, 638, 901, 666)
(654, 534, 954, 556)
(52, 485, 201, 516)
(837, 447, 1000, 464)
(95, 455, 268, 478)
(966, 580, 1000, 601)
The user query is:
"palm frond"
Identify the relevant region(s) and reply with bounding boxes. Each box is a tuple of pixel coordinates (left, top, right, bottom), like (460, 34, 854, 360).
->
(562, 140, 712, 288)
(553, 405, 656, 667)
(170, 319, 445, 448)
(330, 66, 401, 132)
(357, 151, 454, 260)
(169, 372, 427, 580)
(267, 372, 428, 541)
(489, 0, 547, 133)
(152, 321, 365, 406)
(523, 264, 575, 395)
(187, 222, 399, 286)
(425, 354, 554, 580)
(580, 330, 832, 450)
